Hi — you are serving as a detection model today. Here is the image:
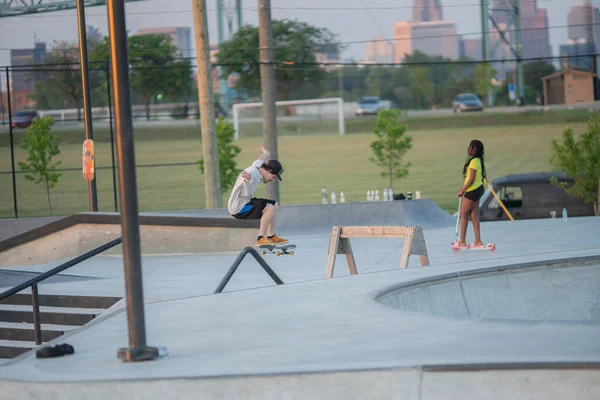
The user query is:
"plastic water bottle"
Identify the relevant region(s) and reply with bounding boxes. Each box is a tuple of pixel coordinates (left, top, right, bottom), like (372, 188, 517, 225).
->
(375, 190, 380, 201)
(321, 187, 327, 204)
(331, 191, 337, 204)
(383, 188, 389, 201)
(367, 190, 372, 201)
(340, 192, 346, 203)
(388, 188, 394, 201)
(562, 208, 568, 221)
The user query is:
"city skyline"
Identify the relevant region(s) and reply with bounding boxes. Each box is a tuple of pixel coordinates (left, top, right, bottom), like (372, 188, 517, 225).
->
(0, 0, 594, 67)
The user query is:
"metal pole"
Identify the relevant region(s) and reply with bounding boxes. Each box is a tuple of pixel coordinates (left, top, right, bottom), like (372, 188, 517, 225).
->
(216, 0, 229, 116)
(236, 0, 242, 30)
(31, 283, 42, 345)
(258, 0, 279, 202)
(513, 1, 524, 105)
(106, 0, 158, 362)
(6, 67, 17, 219)
(480, 0, 493, 107)
(76, 0, 98, 211)
(105, 64, 118, 212)
(193, 0, 222, 209)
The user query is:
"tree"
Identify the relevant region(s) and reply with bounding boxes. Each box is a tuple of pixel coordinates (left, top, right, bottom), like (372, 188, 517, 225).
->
(91, 34, 193, 120)
(523, 61, 555, 95)
(198, 117, 242, 193)
(215, 19, 341, 100)
(369, 109, 413, 191)
(473, 63, 497, 104)
(18, 116, 62, 215)
(29, 41, 106, 118)
(550, 115, 600, 216)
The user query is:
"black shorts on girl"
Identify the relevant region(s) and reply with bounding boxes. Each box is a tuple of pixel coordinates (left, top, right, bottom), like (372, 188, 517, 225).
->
(232, 198, 276, 220)
(464, 184, 484, 202)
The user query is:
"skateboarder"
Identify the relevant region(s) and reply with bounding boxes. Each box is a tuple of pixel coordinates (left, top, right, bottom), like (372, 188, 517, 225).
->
(456, 139, 487, 249)
(228, 146, 289, 247)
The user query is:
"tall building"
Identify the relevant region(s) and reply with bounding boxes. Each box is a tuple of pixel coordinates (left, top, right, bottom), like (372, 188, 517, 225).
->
(568, 2, 600, 50)
(394, 20, 458, 62)
(365, 38, 393, 63)
(137, 27, 192, 58)
(412, 0, 443, 22)
(459, 37, 482, 60)
(490, 0, 551, 59)
(10, 42, 47, 109)
(559, 38, 595, 71)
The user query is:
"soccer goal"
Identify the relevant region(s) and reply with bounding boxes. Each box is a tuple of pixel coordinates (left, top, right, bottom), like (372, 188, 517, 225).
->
(232, 97, 345, 140)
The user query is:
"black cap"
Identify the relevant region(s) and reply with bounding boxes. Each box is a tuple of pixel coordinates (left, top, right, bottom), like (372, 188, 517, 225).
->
(264, 159, 284, 181)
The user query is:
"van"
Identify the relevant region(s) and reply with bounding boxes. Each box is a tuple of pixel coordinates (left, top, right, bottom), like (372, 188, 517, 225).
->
(479, 172, 595, 221)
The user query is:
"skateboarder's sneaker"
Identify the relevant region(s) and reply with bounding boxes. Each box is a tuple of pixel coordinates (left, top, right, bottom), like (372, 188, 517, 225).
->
(268, 234, 288, 245)
(255, 236, 274, 247)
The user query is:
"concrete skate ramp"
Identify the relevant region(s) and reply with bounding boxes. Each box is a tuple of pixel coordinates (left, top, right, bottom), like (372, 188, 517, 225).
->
(377, 259, 600, 323)
(174, 199, 454, 233)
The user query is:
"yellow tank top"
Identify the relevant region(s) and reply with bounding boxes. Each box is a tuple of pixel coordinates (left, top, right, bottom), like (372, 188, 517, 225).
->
(464, 157, 483, 192)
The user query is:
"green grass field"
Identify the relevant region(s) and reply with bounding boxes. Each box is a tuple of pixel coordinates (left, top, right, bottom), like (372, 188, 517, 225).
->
(0, 118, 591, 219)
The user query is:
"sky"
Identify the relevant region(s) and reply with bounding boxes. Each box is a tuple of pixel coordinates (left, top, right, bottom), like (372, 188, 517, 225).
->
(0, 0, 596, 67)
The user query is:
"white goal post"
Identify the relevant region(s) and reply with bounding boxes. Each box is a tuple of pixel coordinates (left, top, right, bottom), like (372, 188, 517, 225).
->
(232, 97, 345, 140)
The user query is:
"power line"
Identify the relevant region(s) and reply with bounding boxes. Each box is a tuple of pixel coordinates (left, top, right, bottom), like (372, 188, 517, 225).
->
(4, 0, 556, 18)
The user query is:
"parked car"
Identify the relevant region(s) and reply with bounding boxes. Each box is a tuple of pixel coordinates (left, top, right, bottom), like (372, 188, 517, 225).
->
(355, 96, 384, 116)
(11, 110, 40, 129)
(478, 172, 595, 221)
(452, 93, 484, 114)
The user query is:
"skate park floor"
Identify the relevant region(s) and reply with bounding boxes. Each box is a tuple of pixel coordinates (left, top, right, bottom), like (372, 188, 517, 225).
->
(0, 202, 599, 399)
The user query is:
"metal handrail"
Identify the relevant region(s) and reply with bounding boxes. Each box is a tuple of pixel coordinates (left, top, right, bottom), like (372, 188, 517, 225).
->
(0, 237, 123, 345)
(214, 247, 284, 294)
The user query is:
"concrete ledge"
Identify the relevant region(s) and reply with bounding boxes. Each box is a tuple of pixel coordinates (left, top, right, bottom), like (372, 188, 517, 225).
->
(0, 212, 259, 266)
(1, 366, 598, 399)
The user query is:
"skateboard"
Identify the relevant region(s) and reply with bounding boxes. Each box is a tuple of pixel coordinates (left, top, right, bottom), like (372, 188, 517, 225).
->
(82, 139, 95, 181)
(258, 244, 296, 256)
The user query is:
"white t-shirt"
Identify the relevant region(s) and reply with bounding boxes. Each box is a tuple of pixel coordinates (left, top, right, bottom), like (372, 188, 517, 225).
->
(227, 159, 265, 215)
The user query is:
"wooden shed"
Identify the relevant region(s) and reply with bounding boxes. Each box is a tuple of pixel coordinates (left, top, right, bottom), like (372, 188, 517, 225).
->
(541, 69, 596, 105)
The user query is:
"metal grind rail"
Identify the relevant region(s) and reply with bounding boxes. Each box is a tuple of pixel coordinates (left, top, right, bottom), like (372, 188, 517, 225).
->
(214, 247, 284, 294)
(0, 237, 123, 345)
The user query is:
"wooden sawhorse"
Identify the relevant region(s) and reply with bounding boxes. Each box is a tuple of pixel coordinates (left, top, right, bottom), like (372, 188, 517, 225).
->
(325, 226, 430, 278)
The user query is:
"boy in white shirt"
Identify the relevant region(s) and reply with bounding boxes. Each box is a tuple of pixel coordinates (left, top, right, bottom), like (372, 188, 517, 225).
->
(228, 147, 288, 246)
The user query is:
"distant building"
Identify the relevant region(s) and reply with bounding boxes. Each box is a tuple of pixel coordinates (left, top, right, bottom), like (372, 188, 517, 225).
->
(542, 69, 596, 105)
(559, 38, 595, 72)
(490, 0, 551, 59)
(394, 20, 458, 62)
(412, 0, 443, 22)
(137, 27, 192, 58)
(567, 3, 600, 49)
(459, 37, 482, 60)
(10, 42, 46, 110)
(365, 38, 393, 63)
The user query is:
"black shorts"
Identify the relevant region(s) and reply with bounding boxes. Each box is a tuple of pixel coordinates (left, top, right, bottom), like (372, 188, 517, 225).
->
(232, 198, 276, 220)
(464, 184, 484, 202)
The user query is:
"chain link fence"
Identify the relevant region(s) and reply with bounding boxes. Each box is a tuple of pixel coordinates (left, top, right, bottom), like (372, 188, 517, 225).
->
(1, 55, 598, 218)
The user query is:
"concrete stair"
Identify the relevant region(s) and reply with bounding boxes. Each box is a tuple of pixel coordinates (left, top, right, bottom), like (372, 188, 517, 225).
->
(0, 293, 121, 359)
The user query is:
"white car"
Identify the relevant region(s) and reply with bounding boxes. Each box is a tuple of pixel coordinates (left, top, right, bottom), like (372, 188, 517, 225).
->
(355, 96, 383, 116)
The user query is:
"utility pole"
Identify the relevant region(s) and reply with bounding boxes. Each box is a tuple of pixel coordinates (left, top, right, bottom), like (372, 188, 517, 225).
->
(107, 0, 158, 362)
(193, 0, 222, 208)
(258, 0, 279, 202)
(513, 0, 525, 106)
(75, 0, 98, 211)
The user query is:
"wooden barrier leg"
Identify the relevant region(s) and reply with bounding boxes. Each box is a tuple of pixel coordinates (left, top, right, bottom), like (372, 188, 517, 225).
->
(420, 255, 430, 267)
(325, 226, 341, 278)
(340, 238, 358, 275)
(399, 228, 414, 269)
